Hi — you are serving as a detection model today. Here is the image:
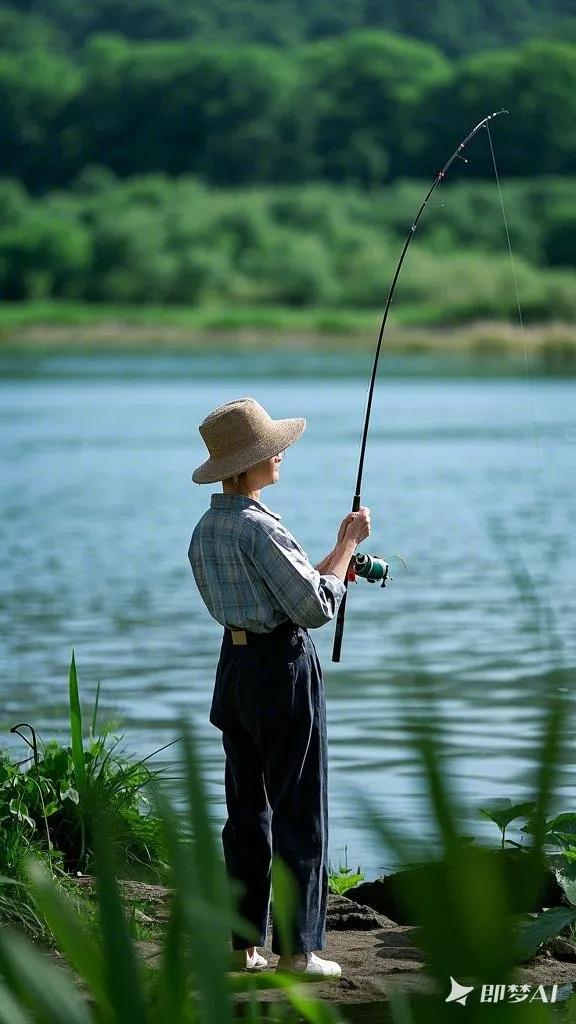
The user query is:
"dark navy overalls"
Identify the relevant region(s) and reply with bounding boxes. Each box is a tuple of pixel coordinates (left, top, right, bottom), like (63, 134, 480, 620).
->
(209, 618, 328, 954)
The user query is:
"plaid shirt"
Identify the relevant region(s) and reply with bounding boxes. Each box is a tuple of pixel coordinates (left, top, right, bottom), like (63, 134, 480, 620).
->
(188, 493, 346, 633)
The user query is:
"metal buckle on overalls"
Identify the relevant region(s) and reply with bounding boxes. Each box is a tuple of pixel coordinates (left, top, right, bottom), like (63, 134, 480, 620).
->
(230, 629, 247, 646)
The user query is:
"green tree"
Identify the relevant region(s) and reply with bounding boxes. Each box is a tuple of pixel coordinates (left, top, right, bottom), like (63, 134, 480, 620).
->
(416, 41, 576, 179)
(2, 0, 574, 54)
(300, 31, 450, 184)
(0, 210, 91, 299)
(63, 36, 297, 185)
(0, 178, 30, 227)
(0, 50, 80, 189)
(0, 7, 67, 53)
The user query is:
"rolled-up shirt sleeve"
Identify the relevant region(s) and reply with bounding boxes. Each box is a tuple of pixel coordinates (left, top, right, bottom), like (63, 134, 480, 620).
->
(248, 522, 346, 629)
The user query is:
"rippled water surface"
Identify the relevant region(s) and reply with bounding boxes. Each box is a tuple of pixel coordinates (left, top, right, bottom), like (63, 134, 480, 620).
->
(1, 349, 575, 875)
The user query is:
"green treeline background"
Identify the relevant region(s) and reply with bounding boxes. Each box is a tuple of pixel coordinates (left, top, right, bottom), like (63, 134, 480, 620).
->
(2, 176, 575, 320)
(1, 1, 575, 319)
(1, 0, 575, 56)
(2, 30, 576, 189)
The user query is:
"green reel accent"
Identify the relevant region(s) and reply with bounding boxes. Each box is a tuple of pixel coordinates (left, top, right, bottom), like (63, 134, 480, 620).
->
(353, 552, 389, 586)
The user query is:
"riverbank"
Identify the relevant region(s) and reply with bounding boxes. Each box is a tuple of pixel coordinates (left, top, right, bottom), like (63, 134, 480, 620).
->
(71, 880, 576, 1015)
(0, 303, 575, 364)
(0, 303, 569, 380)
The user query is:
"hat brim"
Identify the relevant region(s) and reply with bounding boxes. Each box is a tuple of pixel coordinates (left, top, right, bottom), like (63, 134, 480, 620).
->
(192, 417, 306, 484)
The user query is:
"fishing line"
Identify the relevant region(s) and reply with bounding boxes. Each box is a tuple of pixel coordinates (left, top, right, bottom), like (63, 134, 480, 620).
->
(485, 122, 557, 653)
(485, 127, 550, 524)
(332, 110, 508, 662)
(485, 124, 544, 464)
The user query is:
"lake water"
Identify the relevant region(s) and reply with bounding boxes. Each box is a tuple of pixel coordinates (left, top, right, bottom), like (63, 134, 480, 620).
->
(1, 348, 575, 876)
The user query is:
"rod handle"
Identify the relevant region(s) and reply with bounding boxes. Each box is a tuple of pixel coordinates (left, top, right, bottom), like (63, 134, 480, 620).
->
(331, 494, 361, 662)
(331, 579, 349, 662)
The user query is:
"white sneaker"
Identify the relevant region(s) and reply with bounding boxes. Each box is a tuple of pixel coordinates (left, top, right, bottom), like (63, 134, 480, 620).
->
(229, 948, 268, 971)
(276, 951, 342, 977)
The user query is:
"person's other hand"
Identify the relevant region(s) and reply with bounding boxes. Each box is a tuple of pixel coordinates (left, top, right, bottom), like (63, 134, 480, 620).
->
(338, 507, 371, 546)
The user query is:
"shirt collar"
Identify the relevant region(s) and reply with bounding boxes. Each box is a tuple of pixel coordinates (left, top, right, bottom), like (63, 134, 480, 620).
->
(210, 492, 282, 521)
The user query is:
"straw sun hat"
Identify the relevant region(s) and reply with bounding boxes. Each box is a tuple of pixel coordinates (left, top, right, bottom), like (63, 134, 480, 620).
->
(192, 397, 306, 484)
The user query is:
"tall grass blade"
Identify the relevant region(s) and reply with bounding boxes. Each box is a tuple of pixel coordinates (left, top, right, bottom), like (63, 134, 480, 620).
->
(386, 988, 417, 1024)
(244, 991, 264, 1024)
(268, 980, 344, 1023)
(0, 979, 35, 1024)
(166, 726, 235, 1024)
(69, 650, 86, 795)
(92, 820, 150, 1024)
(270, 856, 298, 959)
(180, 727, 226, 904)
(150, 897, 190, 1024)
(27, 859, 107, 1004)
(0, 929, 92, 1024)
(90, 679, 101, 739)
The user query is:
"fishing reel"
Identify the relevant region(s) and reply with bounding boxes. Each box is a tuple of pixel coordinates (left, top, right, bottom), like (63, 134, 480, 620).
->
(348, 552, 389, 587)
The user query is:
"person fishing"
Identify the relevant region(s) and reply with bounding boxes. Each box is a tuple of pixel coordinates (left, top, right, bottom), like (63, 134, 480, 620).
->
(188, 396, 370, 976)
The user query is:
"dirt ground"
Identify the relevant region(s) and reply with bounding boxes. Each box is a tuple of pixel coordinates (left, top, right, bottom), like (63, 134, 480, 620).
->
(225, 920, 576, 1012)
(121, 884, 576, 1015)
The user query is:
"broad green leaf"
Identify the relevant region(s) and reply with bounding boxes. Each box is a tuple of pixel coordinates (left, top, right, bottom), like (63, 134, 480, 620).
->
(69, 651, 86, 795)
(8, 800, 34, 829)
(60, 787, 79, 805)
(479, 800, 535, 832)
(521, 817, 553, 836)
(549, 832, 576, 852)
(328, 871, 364, 895)
(515, 906, 576, 961)
(547, 813, 576, 837)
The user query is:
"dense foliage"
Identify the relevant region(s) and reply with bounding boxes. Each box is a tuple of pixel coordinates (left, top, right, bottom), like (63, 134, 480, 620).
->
(0, 174, 574, 320)
(0, 31, 575, 191)
(0, 0, 574, 54)
(0, 738, 165, 877)
(0, 656, 168, 940)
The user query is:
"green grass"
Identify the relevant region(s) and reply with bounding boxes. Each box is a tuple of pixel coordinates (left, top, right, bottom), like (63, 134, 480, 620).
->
(0, 300, 378, 334)
(1, 304, 575, 367)
(1, 653, 174, 942)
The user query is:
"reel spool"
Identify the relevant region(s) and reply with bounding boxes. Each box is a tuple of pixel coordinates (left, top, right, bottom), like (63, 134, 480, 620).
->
(349, 552, 389, 587)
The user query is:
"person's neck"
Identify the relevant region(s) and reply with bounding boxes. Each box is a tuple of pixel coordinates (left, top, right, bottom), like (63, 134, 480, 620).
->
(222, 484, 261, 501)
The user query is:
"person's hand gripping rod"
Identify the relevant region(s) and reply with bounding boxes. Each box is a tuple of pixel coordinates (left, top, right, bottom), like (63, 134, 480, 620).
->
(332, 504, 371, 662)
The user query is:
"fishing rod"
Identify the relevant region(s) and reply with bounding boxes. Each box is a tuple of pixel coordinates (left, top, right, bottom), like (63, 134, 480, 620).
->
(332, 109, 508, 663)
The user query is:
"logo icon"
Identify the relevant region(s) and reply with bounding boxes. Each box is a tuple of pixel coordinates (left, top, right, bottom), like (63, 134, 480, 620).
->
(446, 977, 476, 1006)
